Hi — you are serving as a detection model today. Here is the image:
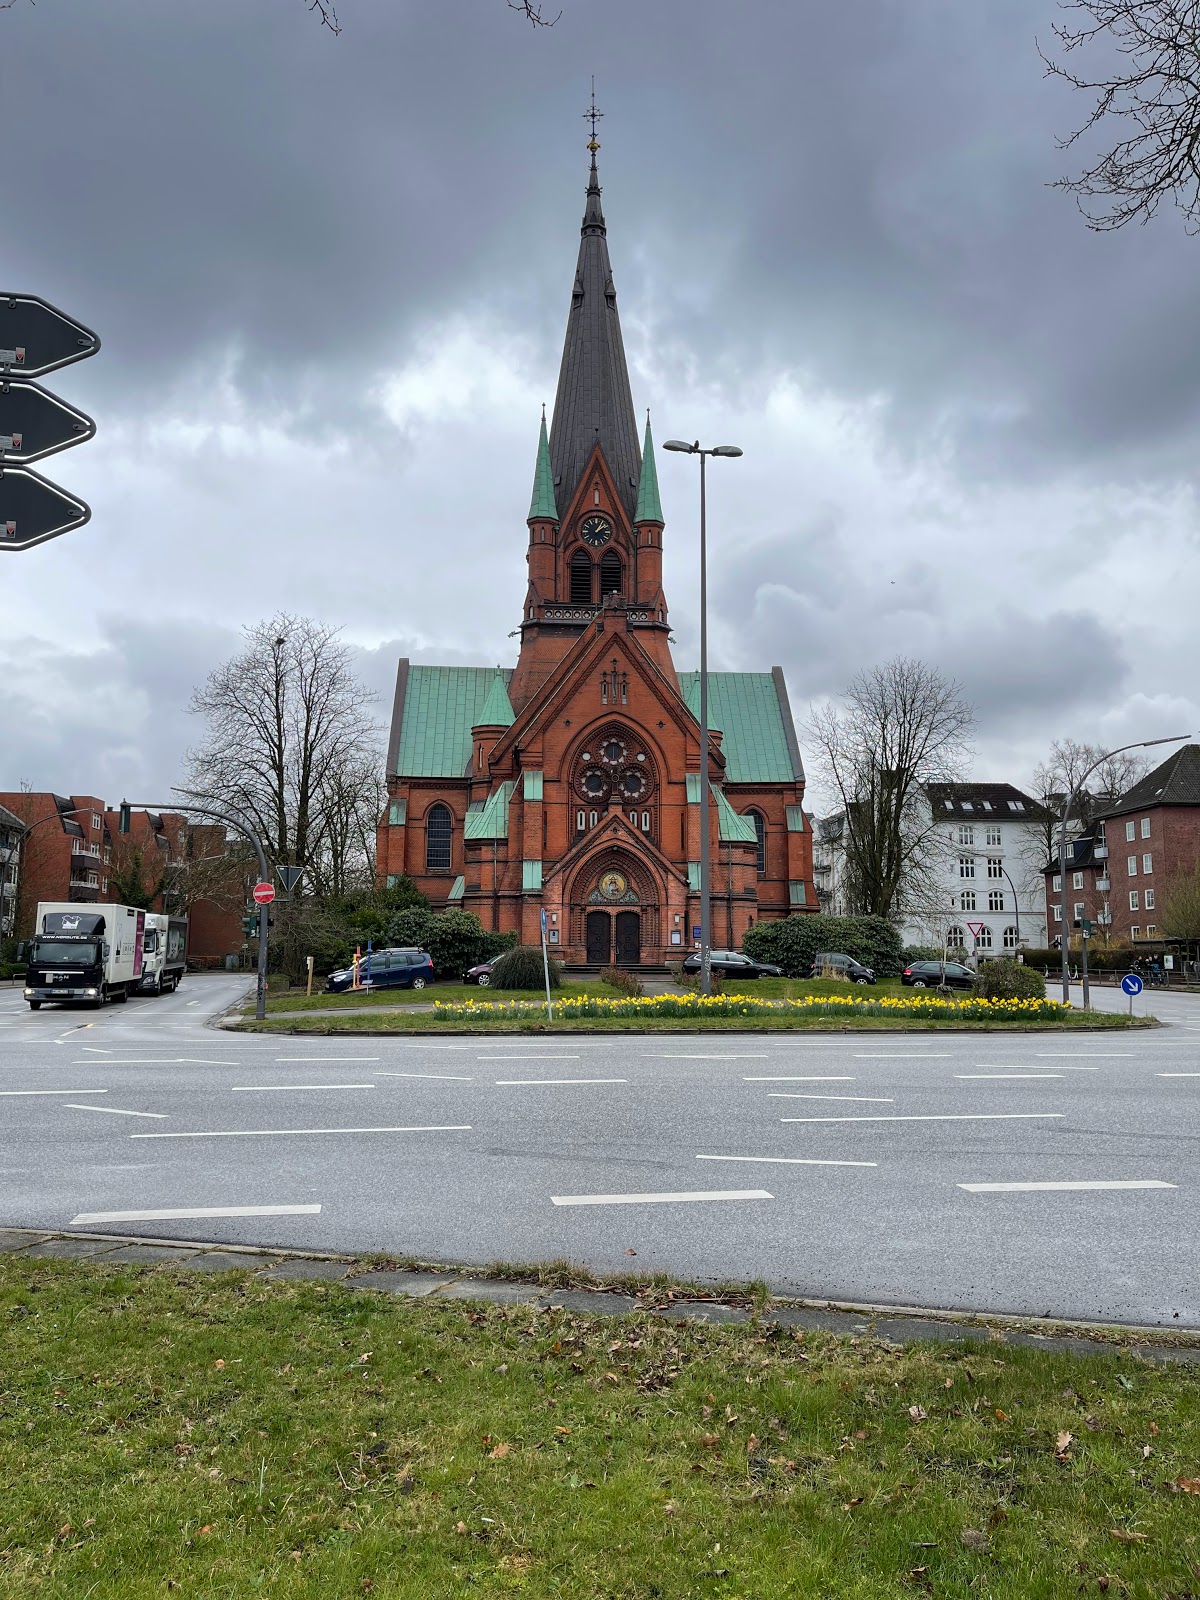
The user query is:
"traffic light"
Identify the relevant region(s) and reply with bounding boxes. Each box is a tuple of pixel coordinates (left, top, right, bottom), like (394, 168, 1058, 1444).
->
(241, 914, 257, 937)
(118, 801, 131, 834)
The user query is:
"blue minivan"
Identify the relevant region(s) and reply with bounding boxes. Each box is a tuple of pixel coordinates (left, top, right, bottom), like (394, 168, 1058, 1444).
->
(325, 947, 435, 993)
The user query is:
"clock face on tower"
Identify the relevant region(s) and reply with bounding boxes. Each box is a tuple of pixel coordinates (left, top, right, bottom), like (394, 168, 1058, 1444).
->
(580, 514, 611, 547)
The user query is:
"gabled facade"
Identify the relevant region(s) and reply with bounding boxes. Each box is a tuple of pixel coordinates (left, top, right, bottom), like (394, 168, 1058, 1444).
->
(376, 141, 813, 964)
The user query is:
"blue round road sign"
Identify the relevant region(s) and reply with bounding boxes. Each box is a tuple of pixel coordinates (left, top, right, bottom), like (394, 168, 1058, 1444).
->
(1121, 972, 1143, 996)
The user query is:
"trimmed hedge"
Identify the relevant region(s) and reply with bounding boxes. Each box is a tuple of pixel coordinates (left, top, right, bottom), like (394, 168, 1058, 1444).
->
(743, 915, 905, 978)
(380, 909, 515, 980)
(490, 944, 562, 991)
(1020, 945, 1151, 974)
(973, 959, 1046, 1001)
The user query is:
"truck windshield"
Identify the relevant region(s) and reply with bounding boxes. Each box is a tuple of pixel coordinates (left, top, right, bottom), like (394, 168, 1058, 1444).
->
(143, 932, 159, 953)
(32, 939, 99, 966)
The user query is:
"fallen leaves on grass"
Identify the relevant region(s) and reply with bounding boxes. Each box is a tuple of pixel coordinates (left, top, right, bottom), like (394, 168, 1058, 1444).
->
(1055, 1430, 1073, 1461)
(907, 1405, 927, 1423)
(487, 1442, 512, 1460)
(1172, 1476, 1200, 1494)
(1109, 1529, 1149, 1544)
(960, 1528, 990, 1552)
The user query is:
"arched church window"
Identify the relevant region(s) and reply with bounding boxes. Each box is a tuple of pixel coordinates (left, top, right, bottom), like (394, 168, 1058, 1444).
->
(425, 803, 452, 872)
(570, 550, 593, 604)
(599, 552, 622, 598)
(747, 809, 766, 873)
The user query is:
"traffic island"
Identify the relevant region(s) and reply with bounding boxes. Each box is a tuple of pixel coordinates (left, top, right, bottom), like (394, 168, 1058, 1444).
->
(1, 1243, 1197, 1597)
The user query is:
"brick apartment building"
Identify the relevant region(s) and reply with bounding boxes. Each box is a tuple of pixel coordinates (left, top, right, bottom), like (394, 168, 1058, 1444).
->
(0, 791, 248, 965)
(1044, 744, 1200, 946)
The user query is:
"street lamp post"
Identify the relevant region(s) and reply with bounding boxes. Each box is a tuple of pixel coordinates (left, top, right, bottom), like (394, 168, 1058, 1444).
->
(663, 438, 742, 998)
(1057, 735, 1191, 1004)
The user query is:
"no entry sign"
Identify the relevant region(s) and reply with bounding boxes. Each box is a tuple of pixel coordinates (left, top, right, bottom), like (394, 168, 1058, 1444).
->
(252, 881, 276, 905)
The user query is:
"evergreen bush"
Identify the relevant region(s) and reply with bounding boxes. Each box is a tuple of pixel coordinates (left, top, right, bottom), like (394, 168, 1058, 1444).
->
(380, 909, 515, 979)
(972, 959, 1046, 1001)
(743, 915, 905, 978)
(490, 944, 562, 990)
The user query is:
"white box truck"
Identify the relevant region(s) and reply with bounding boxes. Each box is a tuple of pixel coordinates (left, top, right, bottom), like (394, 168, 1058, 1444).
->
(139, 912, 188, 994)
(24, 903, 145, 1009)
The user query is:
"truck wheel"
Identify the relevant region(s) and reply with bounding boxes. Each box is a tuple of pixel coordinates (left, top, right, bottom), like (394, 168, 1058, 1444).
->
(115, 986, 129, 1003)
(28, 1000, 41, 1011)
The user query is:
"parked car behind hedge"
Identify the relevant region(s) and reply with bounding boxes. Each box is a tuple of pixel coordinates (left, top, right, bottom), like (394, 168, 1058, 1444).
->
(742, 915, 903, 979)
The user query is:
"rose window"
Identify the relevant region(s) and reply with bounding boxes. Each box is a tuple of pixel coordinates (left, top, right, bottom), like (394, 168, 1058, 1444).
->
(576, 729, 654, 809)
(600, 737, 627, 765)
(618, 766, 650, 801)
(576, 766, 612, 803)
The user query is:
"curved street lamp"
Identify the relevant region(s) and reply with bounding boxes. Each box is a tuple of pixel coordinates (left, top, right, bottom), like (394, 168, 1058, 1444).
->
(662, 440, 743, 997)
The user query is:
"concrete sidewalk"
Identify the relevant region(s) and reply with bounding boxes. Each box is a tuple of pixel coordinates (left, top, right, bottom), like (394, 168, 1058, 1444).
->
(3, 1225, 1196, 1365)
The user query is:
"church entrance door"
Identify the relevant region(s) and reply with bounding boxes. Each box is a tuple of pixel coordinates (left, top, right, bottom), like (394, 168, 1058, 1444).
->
(615, 910, 641, 966)
(586, 911, 611, 966)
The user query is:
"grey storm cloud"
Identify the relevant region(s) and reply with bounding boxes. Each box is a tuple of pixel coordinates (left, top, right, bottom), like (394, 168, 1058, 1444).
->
(0, 0, 1197, 805)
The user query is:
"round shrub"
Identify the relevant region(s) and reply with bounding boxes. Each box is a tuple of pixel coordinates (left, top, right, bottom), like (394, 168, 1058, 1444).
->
(973, 959, 1046, 1001)
(489, 944, 562, 991)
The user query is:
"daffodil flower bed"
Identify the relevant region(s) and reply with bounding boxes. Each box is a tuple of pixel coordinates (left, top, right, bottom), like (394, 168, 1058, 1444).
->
(431, 991, 1073, 1023)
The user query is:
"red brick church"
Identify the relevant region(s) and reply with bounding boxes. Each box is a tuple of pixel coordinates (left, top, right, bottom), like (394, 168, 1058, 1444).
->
(376, 140, 814, 965)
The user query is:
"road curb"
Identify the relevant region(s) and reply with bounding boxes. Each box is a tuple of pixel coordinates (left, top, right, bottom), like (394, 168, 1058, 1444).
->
(3, 1226, 1196, 1362)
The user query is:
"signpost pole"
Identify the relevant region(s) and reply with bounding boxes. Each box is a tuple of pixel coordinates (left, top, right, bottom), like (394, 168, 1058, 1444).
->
(1081, 924, 1091, 1009)
(540, 907, 554, 1023)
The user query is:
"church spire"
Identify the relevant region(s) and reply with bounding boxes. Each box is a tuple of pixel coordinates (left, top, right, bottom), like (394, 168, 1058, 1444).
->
(527, 407, 558, 522)
(548, 108, 641, 524)
(634, 412, 663, 525)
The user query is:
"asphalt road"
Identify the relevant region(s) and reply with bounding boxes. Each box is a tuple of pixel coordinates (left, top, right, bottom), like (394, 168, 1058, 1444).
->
(1, 973, 1198, 1327)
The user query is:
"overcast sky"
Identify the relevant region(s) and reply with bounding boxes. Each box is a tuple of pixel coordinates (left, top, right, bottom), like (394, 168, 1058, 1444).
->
(2, 0, 1197, 813)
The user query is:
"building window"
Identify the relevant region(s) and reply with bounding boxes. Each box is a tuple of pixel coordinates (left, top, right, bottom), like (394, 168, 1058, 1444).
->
(1129, 890, 1139, 911)
(957, 824, 974, 846)
(988, 889, 1004, 911)
(1131, 925, 1141, 939)
(1074, 902, 1085, 920)
(959, 856, 975, 879)
(1008, 800, 1025, 812)
(641, 811, 651, 832)
(589, 809, 598, 828)
(599, 551, 622, 598)
(987, 857, 1002, 879)
(1052, 905, 1062, 922)
(747, 810, 766, 873)
(425, 803, 452, 872)
(1126, 820, 1136, 841)
(1126, 855, 1138, 875)
(976, 925, 993, 949)
(91, 813, 101, 829)
(1003, 925, 1020, 950)
(1072, 871, 1083, 889)
(1141, 817, 1151, 838)
(569, 549, 593, 604)
(960, 890, 976, 911)
(1146, 925, 1156, 936)
(1144, 888, 1155, 910)
(1052, 873, 1061, 891)
(577, 809, 586, 832)
(985, 825, 1002, 847)
(1143, 853, 1153, 874)
(946, 926, 966, 949)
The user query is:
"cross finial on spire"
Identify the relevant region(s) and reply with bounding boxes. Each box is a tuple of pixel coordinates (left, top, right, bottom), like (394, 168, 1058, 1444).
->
(584, 76, 603, 152)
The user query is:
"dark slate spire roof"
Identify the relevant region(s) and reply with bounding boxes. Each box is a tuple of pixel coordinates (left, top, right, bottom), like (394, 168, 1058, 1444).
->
(548, 148, 642, 523)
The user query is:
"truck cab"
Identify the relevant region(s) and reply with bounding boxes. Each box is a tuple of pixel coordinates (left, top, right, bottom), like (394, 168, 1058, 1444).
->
(24, 904, 143, 1009)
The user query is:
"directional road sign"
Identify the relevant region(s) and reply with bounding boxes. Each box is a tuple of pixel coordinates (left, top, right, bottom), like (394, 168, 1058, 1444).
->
(1120, 972, 1143, 997)
(0, 293, 100, 379)
(252, 881, 276, 906)
(0, 465, 90, 552)
(0, 379, 95, 464)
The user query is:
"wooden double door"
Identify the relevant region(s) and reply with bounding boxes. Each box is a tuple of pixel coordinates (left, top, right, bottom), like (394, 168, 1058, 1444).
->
(586, 909, 641, 966)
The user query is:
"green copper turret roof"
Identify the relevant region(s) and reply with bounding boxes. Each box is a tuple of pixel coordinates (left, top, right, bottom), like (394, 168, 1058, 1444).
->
(475, 669, 515, 729)
(634, 414, 663, 524)
(527, 411, 558, 522)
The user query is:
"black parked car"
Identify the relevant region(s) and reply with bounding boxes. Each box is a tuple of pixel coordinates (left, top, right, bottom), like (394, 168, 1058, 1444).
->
(325, 948, 435, 993)
(901, 959, 975, 990)
(806, 951, 875, 985)
(681, 949, 782, 980)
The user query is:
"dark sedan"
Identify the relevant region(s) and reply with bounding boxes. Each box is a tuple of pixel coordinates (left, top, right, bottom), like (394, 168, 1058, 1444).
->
(463, 959, 497, 986)
(681, 949, 782, 980)
(900, 959, 975, 990)
(325, 948, 435, 993)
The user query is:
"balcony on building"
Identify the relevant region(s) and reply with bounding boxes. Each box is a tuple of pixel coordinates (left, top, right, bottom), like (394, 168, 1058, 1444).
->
(1096, 877, 1111, 891)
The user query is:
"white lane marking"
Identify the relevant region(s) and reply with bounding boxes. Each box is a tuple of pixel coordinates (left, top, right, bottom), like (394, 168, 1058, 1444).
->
(69, 1057, 242, 1066)
(131, 1124, 472, 1140)
(956, 1073, 1065, 1080)
(274, 1057, 380, 1063)
(780, 1113, 1065, 1124)
(697, 1154, 877, 1168)
(656, 1054, 771, 1060)
(231, 1084, 375, 1092)
(960, 1180, 1175, 1194)
(742, 1076, 855, 1082)
(494, 1078, 627, 1086)
(64, 1104, 168, 1119)
(768, 1093, 894, 1102)
(70, 1204, 322, 1225)
(376, 1072, 475, 1081)
(81, 1047, 112, 1054)
(1159, 1073, 1200, 1078)
(551, 1188, 772, 1207)
(1035, 1053, 1132, 1058)
(477, 1054, 580, 1061)
(186, 1001, 200, 1006)
(855, 1054, 951, 1059)
(0, 1088, 109, 1096)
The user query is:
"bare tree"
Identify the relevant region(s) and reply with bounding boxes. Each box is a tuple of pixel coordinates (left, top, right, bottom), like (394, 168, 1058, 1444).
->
(186, 614, 383, 890)
(1030, 738, 1149, 842)
(806, 659, 975, 922)
(306, 752, 385, 898)
(1041, 1, 1200, 231)
(1160, 864, 1200, 945)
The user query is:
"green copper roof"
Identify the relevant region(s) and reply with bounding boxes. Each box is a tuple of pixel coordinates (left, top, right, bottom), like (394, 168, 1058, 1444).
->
(527, 412, 558, 522)
(463, 781, 515, 842)
(634, 415, 663, 524)
(392, 666, 513, 778)
(679, 672, 800, 784)
(476, 669, 515, 729)
(713, 785, 759, 844)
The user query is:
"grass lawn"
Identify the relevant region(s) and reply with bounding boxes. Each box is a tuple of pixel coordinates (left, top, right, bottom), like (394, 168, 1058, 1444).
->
(257, 982, 600, 1015)
(1, 1256, 1197, 1598)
